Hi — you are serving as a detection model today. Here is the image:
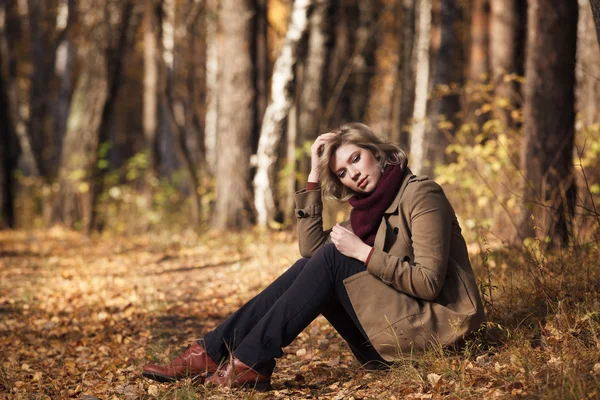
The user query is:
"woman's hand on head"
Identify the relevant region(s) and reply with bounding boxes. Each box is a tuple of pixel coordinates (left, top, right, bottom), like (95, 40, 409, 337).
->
(308, 132, 337, 183)
(330, 224, 372, 263)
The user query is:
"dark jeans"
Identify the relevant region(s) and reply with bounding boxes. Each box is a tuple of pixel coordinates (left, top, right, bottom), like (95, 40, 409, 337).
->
(202, 243, 389, 376)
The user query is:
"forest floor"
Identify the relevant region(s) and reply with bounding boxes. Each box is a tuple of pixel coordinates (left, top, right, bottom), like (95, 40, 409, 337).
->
(1, 228, 600, 399)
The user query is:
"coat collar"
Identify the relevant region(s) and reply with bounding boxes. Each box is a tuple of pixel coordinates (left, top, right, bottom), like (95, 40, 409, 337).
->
(384, 167, 415, 214)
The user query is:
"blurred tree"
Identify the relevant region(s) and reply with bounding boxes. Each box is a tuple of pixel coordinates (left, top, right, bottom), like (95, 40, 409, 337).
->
(254, 0, 311, 227)
(577, 0, 600, 127)
(590, 0, 600, 45)
(365, 0, 400, 139)
(298, 0, 333, 173)
(161, 0, 205, 227)
(466, 0, 489, 125)
(518, 0, 578, 247)
(52, 0, 75, 168)
(0, 4, 16, 228)
(349, 0, 376, 123)
(411, 0, 466, 176)
(489, 0, 526, 129)
(55, 0, 135, 229)
(204, 0, 219, 175)
(143, 0, 159, 176)
(323, 0, 358, 129)
(293, 0, 334, 225)
(394, 0, 416, 149)
(214, 0, 257, 229)
(409, 0, 432, 175)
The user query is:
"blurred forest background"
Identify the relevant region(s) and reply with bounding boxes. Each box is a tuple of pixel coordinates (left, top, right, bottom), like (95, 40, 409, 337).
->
(3, 1, 600, 398)
(1, 0, 599, 248)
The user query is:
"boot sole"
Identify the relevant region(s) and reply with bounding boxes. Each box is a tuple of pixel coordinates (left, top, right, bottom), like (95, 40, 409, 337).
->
(141, 371, 205, 384)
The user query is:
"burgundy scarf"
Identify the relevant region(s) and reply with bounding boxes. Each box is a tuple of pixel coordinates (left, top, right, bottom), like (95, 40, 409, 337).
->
(348, 163, 405, 246)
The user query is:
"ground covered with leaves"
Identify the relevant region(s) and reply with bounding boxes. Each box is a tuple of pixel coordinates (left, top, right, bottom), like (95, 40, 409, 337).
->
(1, 228, 600, 399)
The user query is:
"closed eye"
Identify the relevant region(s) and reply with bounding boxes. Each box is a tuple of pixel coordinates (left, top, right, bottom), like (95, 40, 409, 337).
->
(338, 170, 346, 178)
(352, 154, 360, 163)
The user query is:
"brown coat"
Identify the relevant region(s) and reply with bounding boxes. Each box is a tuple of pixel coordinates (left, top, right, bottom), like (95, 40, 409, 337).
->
(294, 169, 486, 361)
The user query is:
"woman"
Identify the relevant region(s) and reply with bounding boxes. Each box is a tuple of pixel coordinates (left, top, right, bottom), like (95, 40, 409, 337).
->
(142, 123, 486, 391)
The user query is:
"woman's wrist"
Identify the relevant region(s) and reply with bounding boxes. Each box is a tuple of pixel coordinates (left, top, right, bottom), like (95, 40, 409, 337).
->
(308, 170, 319, 183)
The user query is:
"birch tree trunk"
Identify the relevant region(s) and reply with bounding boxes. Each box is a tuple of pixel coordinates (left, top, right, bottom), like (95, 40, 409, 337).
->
(214, 0, 256, 229)
(518, 0, 578, 247)
(143, 0, 158, 173)
(576, 0, 600, 127)
(409, 0, 432, 175)
(204, 0, 219, 174)
(253, 0, 311, 227)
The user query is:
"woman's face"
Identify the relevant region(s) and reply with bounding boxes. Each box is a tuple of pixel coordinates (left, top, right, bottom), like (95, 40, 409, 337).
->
(330, 144, 382, 194)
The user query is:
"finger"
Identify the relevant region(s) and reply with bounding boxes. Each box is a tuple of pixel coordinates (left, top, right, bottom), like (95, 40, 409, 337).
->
(338, 225, 353, 233)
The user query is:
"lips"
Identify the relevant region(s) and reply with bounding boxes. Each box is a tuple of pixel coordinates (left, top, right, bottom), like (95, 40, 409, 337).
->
(357, 176, 368, 189)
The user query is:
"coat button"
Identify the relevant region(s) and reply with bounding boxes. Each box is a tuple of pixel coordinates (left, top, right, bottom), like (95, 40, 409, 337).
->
(297, 210, 306, 218)
(393, 227, 399, 234)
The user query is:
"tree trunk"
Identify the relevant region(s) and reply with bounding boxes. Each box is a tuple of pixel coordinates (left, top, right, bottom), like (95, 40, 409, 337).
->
(284, 102, 298, 226)
(589, 0, 600, 46)
(0, 12, 16, 228)
(576, 0, 600, 127)
(214, 0, 256, 229)
(324, 0, 357, 129)
(143, 0, 158, 173)
(52, 0, 75, 171)
(423, 0, 465, 176)
(0, 3, 38, 178)
(253, 0, 311, 227)
(467, 0, 489, 126)
(54, 43, 108, 228)
(349, 0, 376, 123)
(365, 0, 400, 139)
(255, 0, 269, 129)
(298, 0, 333, 177)
(90, 0, 137, 232)
(393, 0, 416, 148)
(489, 0, 526, 128)
(518, 0, 578, 247)
(160, 0, 203, 228)
(204, 0, 219, 175)
(27, 0, 51, 177)
(409, 0, 432, 175)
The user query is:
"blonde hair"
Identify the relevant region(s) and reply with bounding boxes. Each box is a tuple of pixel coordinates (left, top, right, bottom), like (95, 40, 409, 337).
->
(317, 122, 408, 201)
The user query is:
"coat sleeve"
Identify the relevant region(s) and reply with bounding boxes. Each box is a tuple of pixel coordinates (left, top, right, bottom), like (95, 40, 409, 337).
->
(294, 187, 331, 257)
(365, 180, 453, 301)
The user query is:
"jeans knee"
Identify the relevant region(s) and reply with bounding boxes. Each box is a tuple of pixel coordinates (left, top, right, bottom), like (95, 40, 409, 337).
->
(289, 257, 311, 273)
(312, 243, 338, 266)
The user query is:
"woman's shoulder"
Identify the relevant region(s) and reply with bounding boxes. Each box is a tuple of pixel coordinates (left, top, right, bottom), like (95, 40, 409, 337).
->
(401, 175, 451, 207)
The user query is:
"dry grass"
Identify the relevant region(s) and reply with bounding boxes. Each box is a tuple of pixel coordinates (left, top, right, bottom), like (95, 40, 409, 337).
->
(0, 228, 599, 399)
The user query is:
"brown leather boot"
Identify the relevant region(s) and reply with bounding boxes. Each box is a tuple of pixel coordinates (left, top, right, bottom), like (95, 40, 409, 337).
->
(142, 342, 219, 383)
(205, 356, 271, 391)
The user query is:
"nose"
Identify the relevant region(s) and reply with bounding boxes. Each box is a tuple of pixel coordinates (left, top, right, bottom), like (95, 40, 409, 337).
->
(350, 168, 360, 181)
